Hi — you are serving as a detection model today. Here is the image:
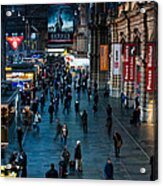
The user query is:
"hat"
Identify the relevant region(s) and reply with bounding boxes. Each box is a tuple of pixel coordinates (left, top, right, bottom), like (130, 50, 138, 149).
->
(76, 140, 80, 145)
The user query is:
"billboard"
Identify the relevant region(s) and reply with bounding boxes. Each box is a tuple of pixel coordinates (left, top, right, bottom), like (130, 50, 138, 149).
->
(100, 45, 109, 71)
(124, 44, 136, 81)
(113, 44, 121, 75)
(48, 4, 74, 43)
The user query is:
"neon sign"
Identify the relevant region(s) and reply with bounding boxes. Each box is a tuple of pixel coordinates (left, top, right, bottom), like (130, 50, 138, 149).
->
(6, 36, 24, 50)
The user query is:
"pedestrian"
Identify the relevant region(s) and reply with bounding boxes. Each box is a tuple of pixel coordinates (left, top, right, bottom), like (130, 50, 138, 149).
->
(113, 132, 123, 157)
(87, 86, 92, 102)
(121, 92, 125, 109)
(33, 112, 41, 132)
(45, 163, 58, 178)
(94, 80, 98, 91)
(74, 140, 82, 172)
(54, 118, 62, 140)
(106, 104, 112, 118)
(106, 116, 112, 136)
(75, 100, 80, 116)
(61, 146, 70, 174)
(61, 124, 68, 145)
(17, 127, 23, 150)
(48, 103, 54, 123)
(92, 103, 97, 117)
(18, 150, 27, 177)
(40, 93, 45, 113)
(94, 92, 99, 105)
(63, 97, 69, 114)
(81, 110, 88, 133)
(31, 100, 38, 114)
(135, 106, 141, 126)
(104, 158, 114, 180)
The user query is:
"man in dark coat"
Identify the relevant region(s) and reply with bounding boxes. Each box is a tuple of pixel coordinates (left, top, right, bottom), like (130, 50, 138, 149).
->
(104, 158, 114, 180)
(45, 163, 58, 178)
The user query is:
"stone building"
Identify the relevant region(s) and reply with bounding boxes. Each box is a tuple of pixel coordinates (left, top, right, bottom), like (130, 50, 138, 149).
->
(108, 1, 158, 123)
(88, 1, 158, 124)
(72, 3, 89, 58)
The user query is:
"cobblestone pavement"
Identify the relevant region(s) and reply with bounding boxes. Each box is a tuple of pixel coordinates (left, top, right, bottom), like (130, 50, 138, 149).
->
(2, 88, 155, 180)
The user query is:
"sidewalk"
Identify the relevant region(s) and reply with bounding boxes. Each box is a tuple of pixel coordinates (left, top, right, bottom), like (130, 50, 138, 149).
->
(100, 92, 156, 158)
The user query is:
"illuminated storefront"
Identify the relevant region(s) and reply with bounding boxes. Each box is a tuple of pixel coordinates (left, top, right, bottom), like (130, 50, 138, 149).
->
(5, 63, 37, 89)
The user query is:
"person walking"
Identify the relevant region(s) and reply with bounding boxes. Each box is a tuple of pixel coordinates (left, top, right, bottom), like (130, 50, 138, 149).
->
(106, 104, 112, 118)
(104, 158, 114, 180)
(92, 103, 97, 117)
(106, 116, 112, 137)
(54, 118, 62, 140)
(61, 124, 68, 145)
(75, 100, 80, 116)
(81, 110, 88, 133)
(33, 112, 41, 132)
(63, 97, 69, 114)
(18, 150, 27, 177)
(40, 93, 45, 113)
(61, 146, 70, 174)
(94, 92, 99, 105)
(87, 86, 92, 102)
(74, 140, 82, 172)
(113, 132, 123, 157)
(45, 163, 58, 178)
(48, 103, 54, 123)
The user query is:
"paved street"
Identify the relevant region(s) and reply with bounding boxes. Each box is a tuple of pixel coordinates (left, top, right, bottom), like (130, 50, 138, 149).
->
(2, 87, 155, 180)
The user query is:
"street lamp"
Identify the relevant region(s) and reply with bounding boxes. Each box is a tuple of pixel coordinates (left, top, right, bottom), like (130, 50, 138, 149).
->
(6, 10, 12, 17)
(22, 16, 25, 21)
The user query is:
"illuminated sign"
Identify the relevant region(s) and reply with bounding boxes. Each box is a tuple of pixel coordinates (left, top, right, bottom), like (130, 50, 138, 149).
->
(100, 45, 109, 71)
(6, 36, 24, 50)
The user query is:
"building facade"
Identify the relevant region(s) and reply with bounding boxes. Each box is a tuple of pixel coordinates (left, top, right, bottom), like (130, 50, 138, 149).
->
(89, 1, 158, 124)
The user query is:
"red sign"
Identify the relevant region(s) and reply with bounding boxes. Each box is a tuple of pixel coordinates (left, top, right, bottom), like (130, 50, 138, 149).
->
(6, 36, 24, 51)
(146, 43, 155, 92)
(124, 44, 136, 82)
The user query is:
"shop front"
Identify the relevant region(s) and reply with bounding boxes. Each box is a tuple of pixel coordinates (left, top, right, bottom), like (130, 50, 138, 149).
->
(1, 88, 19, 148)
(5, 63, 37, 90)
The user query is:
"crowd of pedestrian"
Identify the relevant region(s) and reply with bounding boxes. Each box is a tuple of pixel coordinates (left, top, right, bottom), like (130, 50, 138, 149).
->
(5, 57, 143, 179)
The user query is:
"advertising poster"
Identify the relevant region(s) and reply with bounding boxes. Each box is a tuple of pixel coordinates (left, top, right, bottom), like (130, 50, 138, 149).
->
(146, 43, 155, 92)
(124, 43, 136, 81)
(100, 45, 109, 71)
(113, 44, 121, 75)
(48, 4, 74, 43)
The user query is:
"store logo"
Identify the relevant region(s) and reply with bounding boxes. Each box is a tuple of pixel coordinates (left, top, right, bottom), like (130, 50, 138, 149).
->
(6, 36, 24, 50)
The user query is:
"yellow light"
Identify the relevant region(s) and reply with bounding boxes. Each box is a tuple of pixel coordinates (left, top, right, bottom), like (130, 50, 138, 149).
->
(63, 49, 68, 56)
(5, 67, 12, 71)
